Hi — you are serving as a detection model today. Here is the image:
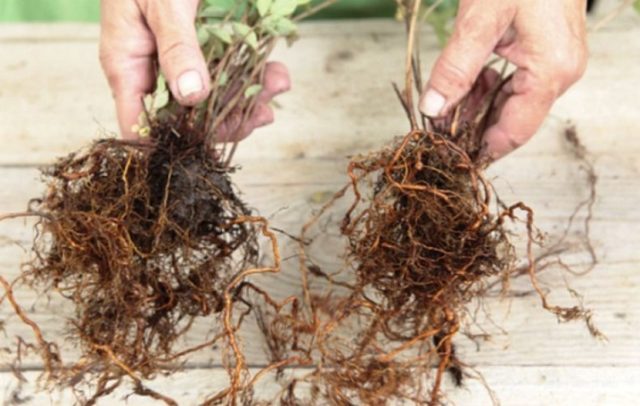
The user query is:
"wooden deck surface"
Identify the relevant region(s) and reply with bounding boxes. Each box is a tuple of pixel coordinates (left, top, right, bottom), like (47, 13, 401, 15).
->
(1, 12, 640, 405)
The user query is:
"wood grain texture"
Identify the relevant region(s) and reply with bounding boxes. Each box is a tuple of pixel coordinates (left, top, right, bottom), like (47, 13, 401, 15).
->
(1, 367, 639, 406)
(1, 16, 640, 404)
(1, 20, 640, 165)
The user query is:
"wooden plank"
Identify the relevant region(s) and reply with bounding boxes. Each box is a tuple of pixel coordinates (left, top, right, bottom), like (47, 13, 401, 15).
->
(1, 367, 639, 405)
(0, 21, 640, 165)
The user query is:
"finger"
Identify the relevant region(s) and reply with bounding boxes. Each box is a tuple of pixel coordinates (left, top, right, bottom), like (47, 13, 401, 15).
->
(100, 0, 157, 139)
(237, 104, 275, 141)
(484, 14, 588, 159)
(420, 0, 514, 117)
(111, 59, 156, 139)
(143, 0, 210, 106)
(481, 69, 556, 159)
(217, 104, 274, 142)
(483, 59, 587, 160)
(257, 62, 291, 103)
(458, 67, 501, 124)
(101, 55, 156, 140)
(246, 103, 275, 131)
(216, 61, 286, 142)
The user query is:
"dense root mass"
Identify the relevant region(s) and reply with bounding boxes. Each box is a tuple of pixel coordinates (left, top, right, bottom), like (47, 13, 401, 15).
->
(1, 1, 331, 403)
(0, 121, 269, 403)
(250, 3, 602, 402)
(256, 117, 516, 404)
(342, 128, 511, 330)
(30, 125, 257, 374)
(252, 27, 601, 401)
(254, 115, 600, 405)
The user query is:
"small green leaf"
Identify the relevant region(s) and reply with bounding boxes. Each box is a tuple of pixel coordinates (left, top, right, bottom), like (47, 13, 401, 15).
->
(156, 75, 167, 92)
(200, 5, 229, 18)
(270, 0, 297, 17)
(139, 126, 151, 138)
(261, 15, 296, 36)
(133, 112, 150, 137)
(232, 22, 258, 49)
(143, 94, 154, 111)
(256, 0, 272, 16)
(260, 15, 279, 35)
(275, 17, 296, 35)
(634, 0, 640, 14)
(218, 71, 229, 87)
(200, 0, 235, 17)
(244, 84, 263, 98)
(244, 32, 259, 49)
(197, 25, 211, 45)
(153, 91, 170, 110)
(232, 22, 252, 37)
(208, 25, 232, 43)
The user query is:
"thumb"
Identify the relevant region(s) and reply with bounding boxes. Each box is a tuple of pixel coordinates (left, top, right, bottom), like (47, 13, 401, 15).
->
(420, 2, 513, 117)
(144, 0, 210, 106)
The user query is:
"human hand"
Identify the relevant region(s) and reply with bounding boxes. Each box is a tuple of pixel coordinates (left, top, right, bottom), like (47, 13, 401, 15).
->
(419, 0, 588, 159)
(99, 0, 290, 140)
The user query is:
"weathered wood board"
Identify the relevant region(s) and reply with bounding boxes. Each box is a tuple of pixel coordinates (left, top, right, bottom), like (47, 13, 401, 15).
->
(1, 10, 640, 405)
(2, 367, 640, 406)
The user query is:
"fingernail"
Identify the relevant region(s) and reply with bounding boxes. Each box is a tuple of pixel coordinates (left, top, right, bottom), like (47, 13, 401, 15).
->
(177, 70, 203, 98)
(420, 88, 446, 117)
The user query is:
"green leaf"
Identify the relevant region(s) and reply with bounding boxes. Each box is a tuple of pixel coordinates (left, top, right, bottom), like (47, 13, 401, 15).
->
(245, 31, 259, 49)
(208, 25, 232, 43)
(260, 15, 277, 35)
(200, 5, 231, 18)
(153, 91, 170, 110)
(143, 94, 155, 112)
(218, 71, 229, 87)
(261, 15, 296, 36)
(256, 0, 272, 16)
(232, 22, 252, 37)
(156, 75, 167, 92)
(270, 0, 297, 17)
(203, 0, 235, 9)
(244, 84, 263, 98)
(232, 22, 258, 49)
(196, 26, 211, 46)
(634, 0, 640, 14)
(275, 17, 296, 35)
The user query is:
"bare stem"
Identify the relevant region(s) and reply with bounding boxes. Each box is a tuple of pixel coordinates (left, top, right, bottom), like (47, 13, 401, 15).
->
(404, 0, 422, 129)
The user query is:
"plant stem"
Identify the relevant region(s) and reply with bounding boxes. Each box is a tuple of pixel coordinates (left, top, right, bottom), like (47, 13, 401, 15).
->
(404, 0, 422, 129)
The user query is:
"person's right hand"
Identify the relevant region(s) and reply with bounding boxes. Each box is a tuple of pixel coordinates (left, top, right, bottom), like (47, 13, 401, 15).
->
(419, 0, 588, 160)
(99, 0, 290, 140)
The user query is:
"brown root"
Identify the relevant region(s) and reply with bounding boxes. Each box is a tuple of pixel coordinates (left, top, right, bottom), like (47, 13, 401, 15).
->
(0, 117, 279, 404)
(253, 2, 602, 403)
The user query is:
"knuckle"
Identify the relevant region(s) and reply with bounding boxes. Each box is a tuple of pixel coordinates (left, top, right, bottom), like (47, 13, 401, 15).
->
(98, 48, 115, 74)
(433, 55, 474, 95)
(158, 39, 187, 60)
(158, 39, 199, 69)
(546, 45, 588, 88)
(98, 52, 120, 90)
